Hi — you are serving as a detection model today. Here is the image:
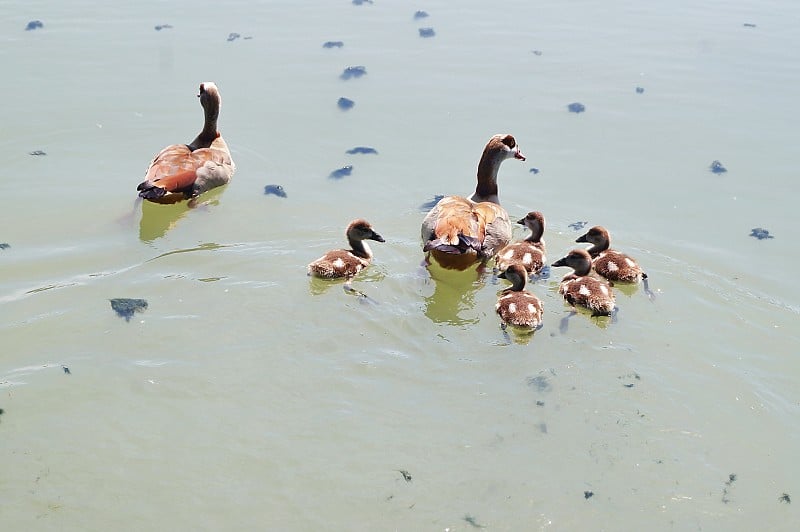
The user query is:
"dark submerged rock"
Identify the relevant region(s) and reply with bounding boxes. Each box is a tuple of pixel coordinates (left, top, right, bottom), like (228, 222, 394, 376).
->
(584, 491, 594, 499)
(337, 97, 355, 110)
(227, 32, 241, 42)
(62, 365, 71, 375)
(0, 243, 10, 250)
(25, 20, 44, 31)
(749, 228, 773, 240)
(346, 146, 378, 155)
(154, 24, 173, 31)
(414, 11, 429, 20)
(264, 184, 287, 198)
(340, 66, 367, 80)
(529, 167, 540, 174)
(419, 194, 445, 212)
(29, 150, 47, 156)
(636, 86, 645, 94)
(110, 298, 148, 322)
(352, 0, 373, 4)
(568, 221, 588, 231)
(418, 27, 436, 38)
(743, 23, 757, 28)
(323, 41, 344, 48)
(567, 102, 586, 113)
(779, 493, 791, 503)
(328, 166, 353, 180)
(709, 160, 727, 174)
(532, 50, 543, 56)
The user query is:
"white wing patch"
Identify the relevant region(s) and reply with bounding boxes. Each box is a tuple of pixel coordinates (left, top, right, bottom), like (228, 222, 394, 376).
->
(579, 284, 591, 296)
(600, 284, 608, 295)
(503, 249, 515, 260)
(522, 253, 532, 265)
(607, 261, 619, 272)
(625, 257, 636, 267)
(509, 303, 517, 313)
(332, 258, 345, 269)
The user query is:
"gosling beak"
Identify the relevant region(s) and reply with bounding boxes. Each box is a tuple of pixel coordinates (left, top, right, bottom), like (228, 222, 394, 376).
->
(575, 233, 588, 243)
(370, 232, 385, 243)
(516, 218, 526, 225)
(498, 269, 508, 279)
(552, 257, 567, 268)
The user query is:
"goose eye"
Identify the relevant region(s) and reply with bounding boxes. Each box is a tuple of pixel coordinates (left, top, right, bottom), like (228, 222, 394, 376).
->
(501, 135, 516, 149)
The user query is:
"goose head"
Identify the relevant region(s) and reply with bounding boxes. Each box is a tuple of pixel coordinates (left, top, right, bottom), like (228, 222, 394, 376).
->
(552, 248, 593, 277)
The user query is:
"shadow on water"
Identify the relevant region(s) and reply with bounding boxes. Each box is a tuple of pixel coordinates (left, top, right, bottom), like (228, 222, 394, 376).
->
(138, 187, 225, 242)
(422, 261, 485, 325)
(307, 269, 385, 304)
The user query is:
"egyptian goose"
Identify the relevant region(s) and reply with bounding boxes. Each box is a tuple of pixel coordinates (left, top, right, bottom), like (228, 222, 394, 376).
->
(421, 134, 526, 270)
(495, 263, 544, 330)
(137, 82, 235, 203)
(552, 249, 616, 316)
(576, 226, 647, 283)
(495, 211, 546, 275)
(308, 219, 385, 279)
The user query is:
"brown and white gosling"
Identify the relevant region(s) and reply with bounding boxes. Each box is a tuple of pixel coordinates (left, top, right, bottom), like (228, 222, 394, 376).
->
(308, 219, 385, 279)
(494, 211, 546, 275)
(495, 263, 544, 330)
(576, 226, 647, 283)
(551, 249, 616, 316)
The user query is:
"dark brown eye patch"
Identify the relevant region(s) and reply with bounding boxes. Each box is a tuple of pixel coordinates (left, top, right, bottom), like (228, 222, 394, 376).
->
(501, 135, 516, 149)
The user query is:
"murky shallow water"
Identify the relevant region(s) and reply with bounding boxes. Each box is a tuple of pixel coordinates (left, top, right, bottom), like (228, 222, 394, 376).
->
(2, 1, 799, 529)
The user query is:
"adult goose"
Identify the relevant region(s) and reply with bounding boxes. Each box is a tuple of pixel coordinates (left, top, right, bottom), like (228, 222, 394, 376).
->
(421, 134, 526, 270)
(137, 82, 235, 203)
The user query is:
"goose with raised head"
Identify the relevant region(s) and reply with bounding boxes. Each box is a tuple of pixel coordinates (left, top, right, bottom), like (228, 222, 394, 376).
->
(421, 134, 526, 270)
(575, 226, 647, 283)
(552, 249, 616, 316)
(494, 211, 546, 275)
(495, 263, 544, 330)
(137, 82, 235, 203)
(308, 219, 385, 279)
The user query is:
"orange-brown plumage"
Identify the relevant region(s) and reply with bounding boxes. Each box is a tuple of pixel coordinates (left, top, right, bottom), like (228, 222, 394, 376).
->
(137, 82, 235, 203)
(421, 134, 527, 270)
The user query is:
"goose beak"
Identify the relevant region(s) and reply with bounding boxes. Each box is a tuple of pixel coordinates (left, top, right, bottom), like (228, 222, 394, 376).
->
(514, 148, 526, 161)
(552, 257, 567, 267)
(516, 218, 526, 225)
(371, 232, 385, 243)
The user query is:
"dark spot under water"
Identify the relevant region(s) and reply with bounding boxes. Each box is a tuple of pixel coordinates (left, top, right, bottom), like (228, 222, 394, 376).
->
(584, 491, 594, 499)
(397, 469, 412, 482)
(567, 102, 586, 113)
(0, 243, 10, 250)
(636, 86, 645, 94)
(110, 298, 148, 322)
(227, 32, 241, 42)
(743, 23, 757, 28)
(352, 0, 373, 4)
(536, 400, 545, 407)
(329, 166, 353, 180)
(340, 66, 367, 80)
(526, 375, 552, 392)
(264, 184, 287, 198)
(29, 150, 47, 156)
(779, 493, 791, 503)
(346, 146, 378, 155)
(419, 194, 445, 212)
(529, 167, 540, 174)
(323, 41, 344, 48)
(414, 10, 429, 20)
(568, 221, 588, 231)
(750, 228, 774, 240)
(463, 515, 485, 528)
(532, 50, 543, 56)
(337, 97, 355, 110)
(419, 27, 436, 38)
(62, 365, 71, 375)
(154, 24, 173, 31)
(25, 20, 44, 31)
(709, 160, 727, 174)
